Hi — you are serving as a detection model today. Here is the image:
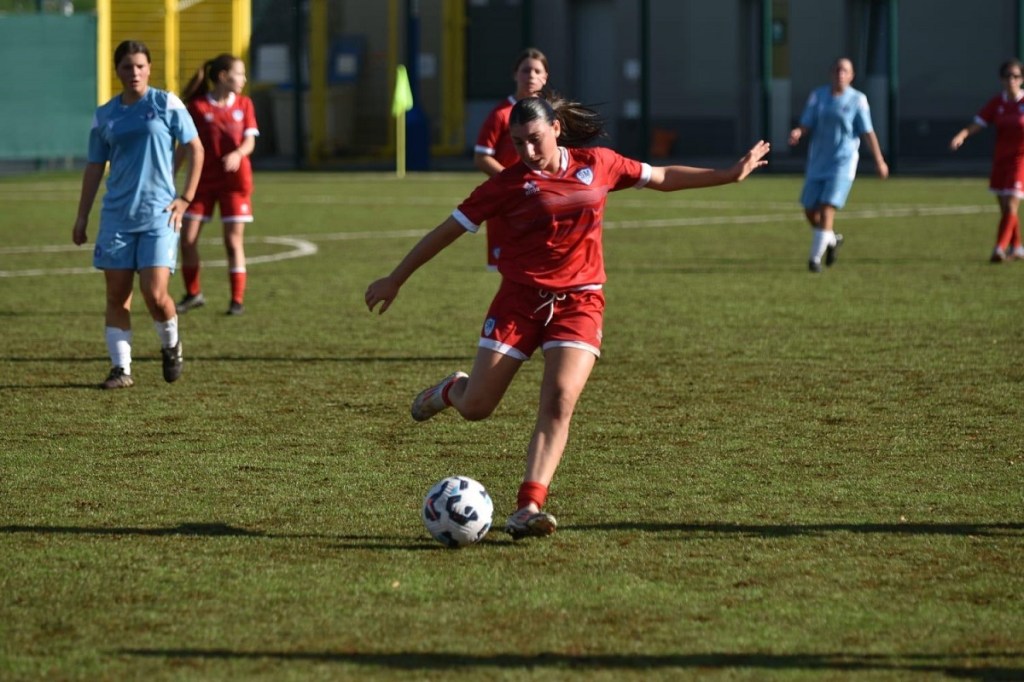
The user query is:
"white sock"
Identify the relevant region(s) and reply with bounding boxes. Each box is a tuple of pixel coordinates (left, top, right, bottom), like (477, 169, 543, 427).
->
(105, 326, 132, 373)
(809, 228, 832, 263)
(153, 317, 179, 349)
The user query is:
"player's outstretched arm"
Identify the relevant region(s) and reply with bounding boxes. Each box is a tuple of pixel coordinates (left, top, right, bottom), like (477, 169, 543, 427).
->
(365, 216, 466, 315)
(646, 140, 770, 192)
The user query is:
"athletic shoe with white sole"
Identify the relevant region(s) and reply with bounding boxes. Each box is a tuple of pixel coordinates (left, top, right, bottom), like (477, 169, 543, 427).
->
(161, 340, 183, 383)
(176, 292, 206, 313)
(505, 507, 558, 540)
(101, 367, 134, 390)
(410, 371, 467, 422)
(825, 233, 844, 267)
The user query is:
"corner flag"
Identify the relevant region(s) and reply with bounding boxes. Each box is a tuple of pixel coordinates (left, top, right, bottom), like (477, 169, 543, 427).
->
(393, 65, 414, 177)
(392, 65, 414, 117)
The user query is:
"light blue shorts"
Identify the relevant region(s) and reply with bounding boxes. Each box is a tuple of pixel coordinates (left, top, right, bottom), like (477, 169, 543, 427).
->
(800, 176, 854, 211)
(93, 216, 179, 272)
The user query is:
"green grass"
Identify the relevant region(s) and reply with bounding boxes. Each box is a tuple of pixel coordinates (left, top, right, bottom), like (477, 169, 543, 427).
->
(1, 170, 1022, 681)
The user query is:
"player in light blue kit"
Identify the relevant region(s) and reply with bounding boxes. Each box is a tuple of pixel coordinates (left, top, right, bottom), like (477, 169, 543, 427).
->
(72, 40, 204, 389)
(789, 57, 889, 273)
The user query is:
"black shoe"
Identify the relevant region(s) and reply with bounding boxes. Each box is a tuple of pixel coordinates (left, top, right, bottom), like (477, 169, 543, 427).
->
(161, 340, 183, 383)
(808, 260, 822, 273)
(226, 301, 244, 316)
(825, 233, 844, 266)
(176, 292, 205, 313)
(101, 367, 134, 390)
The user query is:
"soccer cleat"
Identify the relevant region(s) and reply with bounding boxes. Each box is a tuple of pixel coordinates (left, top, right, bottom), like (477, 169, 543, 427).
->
(991, 248, 1007, 263)
(101, 367, 134, 390)
(226, 301, 244, 316)
(1011, 247, 1024, 261)
(161, 340, 183, 383)
(176, 292, 206, 313)
(825, 233, 844, 266)
(505, 507, 558, 540)
(410, 371, 467, 422)
(808, 260, 822, 273)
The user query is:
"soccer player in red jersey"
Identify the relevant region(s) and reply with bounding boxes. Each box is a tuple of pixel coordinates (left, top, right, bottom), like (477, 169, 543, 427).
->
(473, 48, 549, 270)
(175, 54, 260, 314)
(951, 58, 1024, 262)
(366, 95, 770, 540)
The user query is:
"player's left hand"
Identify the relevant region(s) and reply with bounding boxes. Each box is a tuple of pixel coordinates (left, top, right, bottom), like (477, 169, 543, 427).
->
(165, 196, 189, 231)
(223, 151, 242, 173)
(734, 140, 771, 182)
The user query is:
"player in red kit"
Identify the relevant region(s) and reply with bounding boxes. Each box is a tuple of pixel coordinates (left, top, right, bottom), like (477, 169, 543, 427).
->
(366, 95, 769, 540)
(176, 54, 259, 314)
(951, 58, 1024, 262)
(473, 48, 549, 270)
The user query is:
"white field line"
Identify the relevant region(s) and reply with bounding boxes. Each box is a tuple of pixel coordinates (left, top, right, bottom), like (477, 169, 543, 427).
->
(0, 204, 992, 277)
(0, 236, 316, 278)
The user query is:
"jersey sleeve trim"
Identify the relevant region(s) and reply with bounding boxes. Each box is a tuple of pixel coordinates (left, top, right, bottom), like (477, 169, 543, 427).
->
(635, 162, 652, 188)
(475, 145, 496, 156)
(452, 209, 480, 234)
(974, 115, 988, 128)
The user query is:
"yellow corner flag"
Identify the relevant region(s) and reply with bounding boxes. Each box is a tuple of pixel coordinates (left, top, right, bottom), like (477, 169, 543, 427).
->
(393, 65, 414, 178)
(392, 65, 414, 117)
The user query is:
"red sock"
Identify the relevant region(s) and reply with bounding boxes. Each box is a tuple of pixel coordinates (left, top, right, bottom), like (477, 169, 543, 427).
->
(996, 214, 1016, 251)
(229, 270, 247, 304)
(182, 266, 201, 296)
(517, 481, 548, 510)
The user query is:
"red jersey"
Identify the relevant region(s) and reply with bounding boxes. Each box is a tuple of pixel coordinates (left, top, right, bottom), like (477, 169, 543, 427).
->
(453, 146, 650, 290)
(474, 96, 519, 168)
(976, 92, 1024, 166)
(187, 92, 259, 191)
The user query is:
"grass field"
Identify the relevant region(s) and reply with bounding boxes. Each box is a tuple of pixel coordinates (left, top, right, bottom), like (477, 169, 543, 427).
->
(1, 169, 1022, 681)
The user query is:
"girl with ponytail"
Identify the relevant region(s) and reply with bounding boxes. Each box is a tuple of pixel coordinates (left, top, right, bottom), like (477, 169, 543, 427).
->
(175, 54, 259, 315)
(366, 92, 770, 541)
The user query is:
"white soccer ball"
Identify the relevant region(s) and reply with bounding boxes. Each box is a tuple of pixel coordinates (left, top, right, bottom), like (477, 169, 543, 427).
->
(422, 476, 494, 548)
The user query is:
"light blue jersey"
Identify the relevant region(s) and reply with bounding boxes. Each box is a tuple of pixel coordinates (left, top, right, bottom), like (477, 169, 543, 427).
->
(88, 87, 197, 230)
(798, 85, 874, 182)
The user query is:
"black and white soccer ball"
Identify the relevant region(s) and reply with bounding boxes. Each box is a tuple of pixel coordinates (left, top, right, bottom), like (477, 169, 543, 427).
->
(422, 476, 493, 548)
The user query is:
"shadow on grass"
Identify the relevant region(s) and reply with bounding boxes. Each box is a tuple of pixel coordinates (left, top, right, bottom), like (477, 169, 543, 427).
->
(4, 521, 1022, 542)
(568, 521, 1024, 537)
(0, 355, 467, 364)
(0, 522, 506, 550)
(115, 648, 1023, 678)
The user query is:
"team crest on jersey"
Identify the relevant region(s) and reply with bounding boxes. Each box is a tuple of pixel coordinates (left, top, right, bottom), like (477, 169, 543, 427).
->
(483, 317, 497, 336)
(204, 112, 215, 122)
(232, 109, 244, 121)
(575, 168, 594, 185)
(144, 109, 156, 120)
(523, 181, 539, 196)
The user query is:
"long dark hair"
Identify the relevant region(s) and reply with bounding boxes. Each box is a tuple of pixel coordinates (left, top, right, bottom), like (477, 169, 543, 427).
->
(113, 40, 150, 68)
(181, 53, 239, 102)
(509, 93, 606, 147)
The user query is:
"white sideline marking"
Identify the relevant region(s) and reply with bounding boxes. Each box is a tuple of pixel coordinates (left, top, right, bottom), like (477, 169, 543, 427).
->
(0, 236, 317, 278)
(0, 204, 992, 278)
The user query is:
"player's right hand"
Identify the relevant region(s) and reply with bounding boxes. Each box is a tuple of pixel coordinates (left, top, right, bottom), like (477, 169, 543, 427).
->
(365, 277, 400, 314)
(72, 217, 88, 246)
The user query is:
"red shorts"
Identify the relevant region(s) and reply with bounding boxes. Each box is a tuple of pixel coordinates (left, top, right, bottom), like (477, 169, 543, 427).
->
(988, 159, 1024, 197)
(185, 189, 254, 223)
(479, 279, 605, 360)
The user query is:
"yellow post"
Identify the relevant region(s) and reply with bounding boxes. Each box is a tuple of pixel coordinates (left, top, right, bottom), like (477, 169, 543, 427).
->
(308, 0, 328, 165)
(164, 0, 179, 94)
(438, 0, 466, 154)
(96, 0, 112, 103)
(231, 0, 252, 67)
